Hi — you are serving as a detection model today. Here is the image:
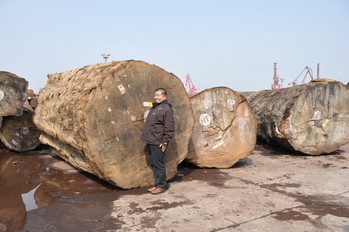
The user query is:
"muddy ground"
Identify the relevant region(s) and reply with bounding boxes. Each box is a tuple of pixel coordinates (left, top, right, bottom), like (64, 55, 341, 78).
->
(0, 142, 348, 232)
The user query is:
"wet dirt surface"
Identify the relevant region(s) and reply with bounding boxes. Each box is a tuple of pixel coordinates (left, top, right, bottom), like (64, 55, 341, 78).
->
(0, 142, 348, 231)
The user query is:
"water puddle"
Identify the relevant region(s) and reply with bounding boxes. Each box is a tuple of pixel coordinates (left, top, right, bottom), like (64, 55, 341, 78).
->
(0, 147, 118, 231)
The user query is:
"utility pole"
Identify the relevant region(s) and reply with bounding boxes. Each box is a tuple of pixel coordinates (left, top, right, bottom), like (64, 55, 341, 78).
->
(101, 53, 111, 63)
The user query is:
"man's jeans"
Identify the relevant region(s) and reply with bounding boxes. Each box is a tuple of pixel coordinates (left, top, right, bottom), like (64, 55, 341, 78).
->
(147, 144, 166, 188)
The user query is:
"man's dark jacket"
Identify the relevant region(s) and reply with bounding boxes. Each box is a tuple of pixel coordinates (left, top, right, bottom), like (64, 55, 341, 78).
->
(141, 100, 175, 146)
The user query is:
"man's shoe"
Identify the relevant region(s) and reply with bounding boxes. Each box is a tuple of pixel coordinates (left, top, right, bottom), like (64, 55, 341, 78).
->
(150, 187, 166, 195)
(147, 186, 156, 192)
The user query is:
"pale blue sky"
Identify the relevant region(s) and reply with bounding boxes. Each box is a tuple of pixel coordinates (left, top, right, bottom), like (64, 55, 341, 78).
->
(0, 0, 348, 93)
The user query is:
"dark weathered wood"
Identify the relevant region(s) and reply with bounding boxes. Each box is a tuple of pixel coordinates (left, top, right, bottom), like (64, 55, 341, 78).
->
(243, 81, 349, 155)
(0, 111, 41, 152)
(186, 87, 257, 168)
(33, 60, 194, 189)
(0, 71, 28, 117)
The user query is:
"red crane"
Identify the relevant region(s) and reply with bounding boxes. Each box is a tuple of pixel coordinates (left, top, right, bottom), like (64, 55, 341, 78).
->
(185, 74, 198, 95)
(271, 63, 281, 89)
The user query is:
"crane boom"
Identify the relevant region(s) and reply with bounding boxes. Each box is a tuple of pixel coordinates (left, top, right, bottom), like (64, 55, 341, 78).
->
(185, 74, 198, 95)
(288, 66, 314, 86)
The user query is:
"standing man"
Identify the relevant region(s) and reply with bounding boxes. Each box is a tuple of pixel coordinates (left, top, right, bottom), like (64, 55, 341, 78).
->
(141, 88, 175, 194)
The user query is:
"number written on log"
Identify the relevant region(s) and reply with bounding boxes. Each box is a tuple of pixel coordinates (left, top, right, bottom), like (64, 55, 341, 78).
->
(227, 99, 236, 107)
(21, 127, 30, 135)
(118, 84, 126, 95)
(312, 111, 322, 120)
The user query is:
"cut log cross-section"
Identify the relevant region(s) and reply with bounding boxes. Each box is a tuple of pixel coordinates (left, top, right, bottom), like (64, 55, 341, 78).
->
(186, 87, 257, 168)
(33, 60, 194, 189)
(0, 111, 41, 152)
(0, 71, 28, 117)
(243, 81, 349, 155)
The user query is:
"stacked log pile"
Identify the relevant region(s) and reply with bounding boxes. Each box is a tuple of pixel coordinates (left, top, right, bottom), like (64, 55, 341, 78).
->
(0, 72, 41, 151)
(33, 60, 194, 189)
(186, 87, 257, 168)
(243, 81, 349, 155)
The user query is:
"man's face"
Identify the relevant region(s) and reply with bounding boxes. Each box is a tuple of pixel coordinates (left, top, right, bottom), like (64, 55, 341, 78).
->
(154, 90, 166, 103)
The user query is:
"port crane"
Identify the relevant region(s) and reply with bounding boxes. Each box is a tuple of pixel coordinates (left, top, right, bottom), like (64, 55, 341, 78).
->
(288, 66, 314, 86)
(185, 74, 198, 95)
(271, 63, 281, 89)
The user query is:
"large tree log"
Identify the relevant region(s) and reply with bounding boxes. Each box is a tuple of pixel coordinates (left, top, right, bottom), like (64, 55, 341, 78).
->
(186, 87, 257, 168)
(0, 71, 28, 117)
(243, 81, 349, 155)
(33, 60, 194, 189)
(0, 110, 41, 152)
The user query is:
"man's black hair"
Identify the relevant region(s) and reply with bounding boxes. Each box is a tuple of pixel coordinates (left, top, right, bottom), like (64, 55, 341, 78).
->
(155, 88, 167, 96)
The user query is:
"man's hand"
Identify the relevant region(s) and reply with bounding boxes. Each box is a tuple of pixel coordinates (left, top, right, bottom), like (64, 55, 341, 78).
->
(159, 143, 167, 152)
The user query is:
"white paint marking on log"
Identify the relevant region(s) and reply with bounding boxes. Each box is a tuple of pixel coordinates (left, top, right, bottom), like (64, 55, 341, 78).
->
(118, 84, 126, 95)
(0, 90, 4, 101)
(312, 111, 322, 120)
(128, 84, 130, 88)
(131, 115, 136, 121)
(144, 110, 150, 122)
(115, 137, 120, 142)
(199, 114, 211, 126)
(275, 126, 285, 139)
(108, 107, 112, 112)
(227, 99, 236, 107)
(143, 102, 153, 107)
(21, 127, 30, 135)
(212, 140, 224, 149)
(111, 121, 115, 125)
(104, 96, 109, 100)
(11, 139, 18, 146)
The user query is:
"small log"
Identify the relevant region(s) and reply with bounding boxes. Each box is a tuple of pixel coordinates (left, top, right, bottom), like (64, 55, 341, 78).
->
(186, 87, 257, 168)
(0, 110, 41, 152)
(27, 89, 38, 109)
(33, 60, 194, 189)
(243, 81, 349, 155)
(0, 71, 28, 117)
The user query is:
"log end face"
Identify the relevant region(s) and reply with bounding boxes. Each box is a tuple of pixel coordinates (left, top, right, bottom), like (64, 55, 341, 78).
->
(0, 71, 28, 117)
(187, 87, 257, 168)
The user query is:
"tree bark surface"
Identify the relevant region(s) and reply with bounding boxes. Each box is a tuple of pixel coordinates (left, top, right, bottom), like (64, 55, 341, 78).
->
(0, 71, 28, 117)
(186, 87, 257, 168)
(243, 81, 349, 155)
(33, 60, 194, 189)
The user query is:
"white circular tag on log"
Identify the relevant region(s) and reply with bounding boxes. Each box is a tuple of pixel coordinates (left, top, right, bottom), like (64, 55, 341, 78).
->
(199, 113, 211, 126)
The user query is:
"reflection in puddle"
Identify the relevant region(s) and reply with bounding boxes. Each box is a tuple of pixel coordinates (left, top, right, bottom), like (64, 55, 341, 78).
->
(22, 183, 41, 211)
(0, 146, 125, 231)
